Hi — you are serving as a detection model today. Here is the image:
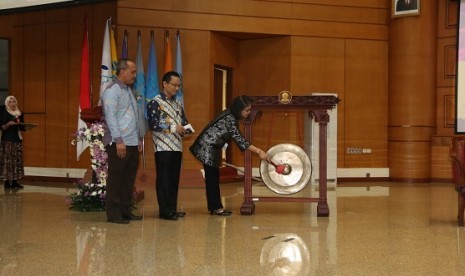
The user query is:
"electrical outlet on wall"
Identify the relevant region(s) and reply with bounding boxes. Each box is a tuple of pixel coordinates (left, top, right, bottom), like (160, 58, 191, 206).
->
(347, 147, 363, 154)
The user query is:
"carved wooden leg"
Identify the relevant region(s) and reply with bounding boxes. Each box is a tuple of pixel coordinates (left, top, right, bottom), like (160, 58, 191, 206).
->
(240, 202, 255, 215)
(317, 202, 330, 217)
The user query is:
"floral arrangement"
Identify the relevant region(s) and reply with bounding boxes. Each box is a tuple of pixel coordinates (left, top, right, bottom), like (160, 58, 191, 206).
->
(68, 121, 108, 212)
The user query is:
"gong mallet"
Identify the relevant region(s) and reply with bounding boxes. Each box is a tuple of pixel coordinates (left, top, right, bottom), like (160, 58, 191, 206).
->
(267, 160, 291, 175)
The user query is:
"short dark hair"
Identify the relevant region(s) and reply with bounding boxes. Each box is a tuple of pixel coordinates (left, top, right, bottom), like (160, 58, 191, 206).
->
(230, 95, 252, 119)
(116, 58, 134, 75)
(162, 71, 181, 83)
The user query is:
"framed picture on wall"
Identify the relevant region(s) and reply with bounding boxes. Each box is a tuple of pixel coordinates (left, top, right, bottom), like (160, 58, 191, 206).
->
(392, 0, 420, 17)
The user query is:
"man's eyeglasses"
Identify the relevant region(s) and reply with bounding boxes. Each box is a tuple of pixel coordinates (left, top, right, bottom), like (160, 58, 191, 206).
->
(168, 82, 182, 88)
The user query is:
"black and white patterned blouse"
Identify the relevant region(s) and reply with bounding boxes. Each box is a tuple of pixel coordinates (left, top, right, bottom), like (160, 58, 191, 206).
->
(189, 109, 250, 167)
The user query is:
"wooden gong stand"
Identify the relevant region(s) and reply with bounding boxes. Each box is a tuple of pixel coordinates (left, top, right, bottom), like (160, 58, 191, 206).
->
(240, 95, 339, 216)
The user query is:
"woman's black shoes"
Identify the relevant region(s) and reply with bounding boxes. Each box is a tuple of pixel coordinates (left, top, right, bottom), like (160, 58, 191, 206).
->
(4, 181, 23, 190)
(210, 209, 232, 216)
(4, 182, 12, 190)
(11, 181, 24, 189)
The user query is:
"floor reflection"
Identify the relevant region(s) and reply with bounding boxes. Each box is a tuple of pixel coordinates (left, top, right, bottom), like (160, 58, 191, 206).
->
(260, 233, 310, 275)
(1, 181, 465, 275)
(76, 225, 106, 275)
(0, 192, 21, 274)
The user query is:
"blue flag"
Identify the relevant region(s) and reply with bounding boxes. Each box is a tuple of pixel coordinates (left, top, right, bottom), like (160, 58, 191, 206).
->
(175, 31, 184, 108)
(146, 30, 160, 103)
(133, 31, 148, 137)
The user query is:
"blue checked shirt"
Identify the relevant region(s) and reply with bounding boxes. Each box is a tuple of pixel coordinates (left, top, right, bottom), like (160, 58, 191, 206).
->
(147, 93, 188, 152)
(101, 79, 141, 147)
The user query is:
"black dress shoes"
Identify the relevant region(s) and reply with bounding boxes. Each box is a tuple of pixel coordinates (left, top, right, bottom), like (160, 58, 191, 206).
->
(159, 212, 178, 220)
(123, 214, 143, 221)
(176, 211, 186, 217)
(107, 218, 130, 224)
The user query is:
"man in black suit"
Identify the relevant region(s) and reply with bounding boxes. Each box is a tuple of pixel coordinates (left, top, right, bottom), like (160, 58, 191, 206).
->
(396, 0, 418, 12)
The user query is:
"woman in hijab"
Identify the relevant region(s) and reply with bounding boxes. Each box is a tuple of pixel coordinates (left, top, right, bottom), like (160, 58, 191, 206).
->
(1, 96, 25, 190)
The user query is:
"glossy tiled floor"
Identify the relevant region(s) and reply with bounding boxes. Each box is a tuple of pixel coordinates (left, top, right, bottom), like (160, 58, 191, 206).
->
(1, 180, 465, 275)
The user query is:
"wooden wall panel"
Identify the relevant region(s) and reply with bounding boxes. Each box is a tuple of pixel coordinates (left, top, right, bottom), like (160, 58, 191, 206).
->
(254, 0, 385, 7)
(290, 3, 387, 24)
(23, 24, 46, 113)
(45, 21, 69, 167)
(22, 11, 45, 25)
(23, 114, 46, 166)
(12, 25, 24, 106)
(120, 0, 388, 24)
(290, 37, 345, 93)
(436, 87, 455, 136)
(438, 0, 458, 38)
(19, 18, 46, 165)
(431, 137, 453, 181)
(118, 8, 387, 41)
(432, 0, 458, 180)
(239, 37, 291, 94)
(344, 39, 388, 167)
(437, 37, 457, 88)
(289, 36, 346, 167)
(389, 141, 431, 180)
(0, 14, 18, 38)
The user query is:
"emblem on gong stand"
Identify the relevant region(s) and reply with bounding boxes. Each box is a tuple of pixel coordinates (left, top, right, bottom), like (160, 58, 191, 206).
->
(278, 90, 292, 104)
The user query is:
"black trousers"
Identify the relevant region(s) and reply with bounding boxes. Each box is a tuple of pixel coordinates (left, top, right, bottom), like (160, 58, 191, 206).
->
(155, 151, 182, 215)
(203, 164, 223, 211)
(105, 144, 139, 220)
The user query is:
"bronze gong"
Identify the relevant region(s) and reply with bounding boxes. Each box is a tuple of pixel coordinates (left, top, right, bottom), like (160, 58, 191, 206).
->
(260, 143, 312, 195)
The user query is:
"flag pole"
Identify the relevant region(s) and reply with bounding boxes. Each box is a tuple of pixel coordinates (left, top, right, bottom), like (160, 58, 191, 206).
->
(139, 30, 146, 170)
(135, 30, 147, 170)
(164, 30, 172, 72)
(121, 30, 128, 58)
(86, 15, 93, 107)
(141, 39, 145, 167)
